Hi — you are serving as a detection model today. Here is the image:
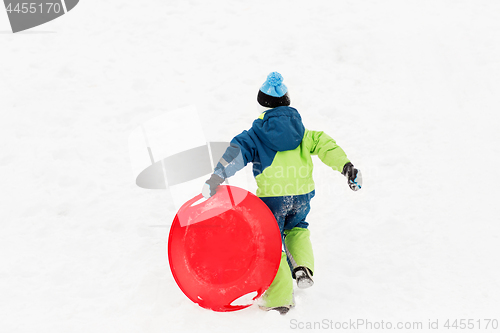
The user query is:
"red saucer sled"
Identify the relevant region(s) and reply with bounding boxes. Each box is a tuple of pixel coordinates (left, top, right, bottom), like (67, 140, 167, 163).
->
(168, 185, 281, 312)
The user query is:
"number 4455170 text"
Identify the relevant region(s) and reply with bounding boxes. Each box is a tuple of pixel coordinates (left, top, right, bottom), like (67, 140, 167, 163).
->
(6, 2, 63, 14)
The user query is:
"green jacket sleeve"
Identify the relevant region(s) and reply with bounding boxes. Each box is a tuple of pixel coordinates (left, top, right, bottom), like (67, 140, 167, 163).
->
(304, 129, 351, 173)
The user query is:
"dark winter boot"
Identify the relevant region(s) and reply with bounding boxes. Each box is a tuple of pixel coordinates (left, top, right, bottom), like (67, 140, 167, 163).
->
(294, 266, 314, 289)
(258, 304, 293, 315)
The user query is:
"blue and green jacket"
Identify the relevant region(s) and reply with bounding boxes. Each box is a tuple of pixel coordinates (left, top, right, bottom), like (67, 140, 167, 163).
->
(214, 106, 350, 197)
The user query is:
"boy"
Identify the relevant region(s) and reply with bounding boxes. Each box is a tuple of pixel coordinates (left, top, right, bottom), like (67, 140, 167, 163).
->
(202, 72, 362, 314)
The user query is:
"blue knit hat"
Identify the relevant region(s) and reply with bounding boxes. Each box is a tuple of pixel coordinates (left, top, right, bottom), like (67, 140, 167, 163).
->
(257, 72, 291, 108)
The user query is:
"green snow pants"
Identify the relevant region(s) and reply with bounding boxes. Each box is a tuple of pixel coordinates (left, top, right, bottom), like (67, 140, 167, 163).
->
(260, 227, 314, 308)
(259, 191, 315, 308)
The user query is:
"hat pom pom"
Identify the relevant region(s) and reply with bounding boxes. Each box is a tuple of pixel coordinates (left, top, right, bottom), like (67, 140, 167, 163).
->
(266, 72, 284, 87)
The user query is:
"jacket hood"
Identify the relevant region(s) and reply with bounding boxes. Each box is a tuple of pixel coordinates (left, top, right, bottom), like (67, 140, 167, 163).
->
(251, 106, 305, 152)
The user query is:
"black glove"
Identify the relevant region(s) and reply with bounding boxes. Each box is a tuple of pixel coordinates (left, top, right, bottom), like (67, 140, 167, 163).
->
(342, 162, 362, 191)
(202, 174, 225, 198)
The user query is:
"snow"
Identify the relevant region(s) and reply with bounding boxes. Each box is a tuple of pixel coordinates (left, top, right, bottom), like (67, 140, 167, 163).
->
(1, 0, 500, 332)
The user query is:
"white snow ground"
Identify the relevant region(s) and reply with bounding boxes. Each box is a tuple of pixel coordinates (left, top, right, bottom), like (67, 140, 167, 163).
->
(1, 1, 500, 332)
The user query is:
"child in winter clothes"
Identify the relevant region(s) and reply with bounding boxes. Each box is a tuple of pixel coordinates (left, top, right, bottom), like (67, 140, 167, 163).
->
(202, 72, 362, 314)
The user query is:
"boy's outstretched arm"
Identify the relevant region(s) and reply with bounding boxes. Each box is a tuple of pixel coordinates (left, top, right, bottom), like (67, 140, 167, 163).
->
(305, 130, 362, 191)
(202, 130, 257, 198)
